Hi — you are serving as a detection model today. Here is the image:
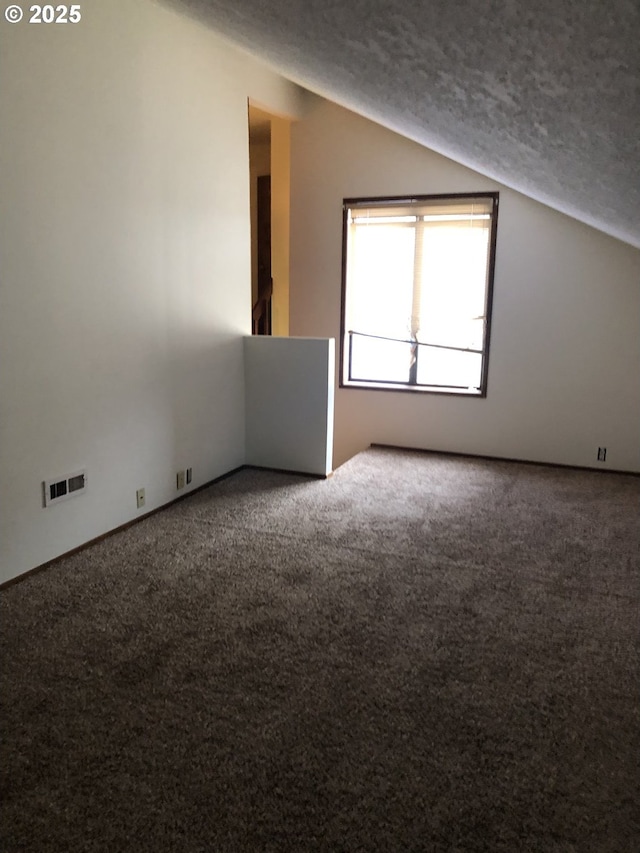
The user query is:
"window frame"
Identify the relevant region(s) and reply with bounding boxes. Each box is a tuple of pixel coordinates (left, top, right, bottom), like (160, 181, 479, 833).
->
(339, 191, 499, 397)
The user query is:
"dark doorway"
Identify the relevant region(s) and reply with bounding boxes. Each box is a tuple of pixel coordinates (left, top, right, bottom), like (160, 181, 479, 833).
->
(252, 174, 272, 335)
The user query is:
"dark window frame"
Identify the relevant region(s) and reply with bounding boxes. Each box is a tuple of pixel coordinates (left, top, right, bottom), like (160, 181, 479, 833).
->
(339, 191, 499, 397)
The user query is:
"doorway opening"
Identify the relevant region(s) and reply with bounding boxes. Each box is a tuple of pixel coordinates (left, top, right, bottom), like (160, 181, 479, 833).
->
(248, 103, 291, 336)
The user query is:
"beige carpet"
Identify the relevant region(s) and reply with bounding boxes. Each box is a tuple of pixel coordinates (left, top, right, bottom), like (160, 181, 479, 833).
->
(2, 447, 639, 851)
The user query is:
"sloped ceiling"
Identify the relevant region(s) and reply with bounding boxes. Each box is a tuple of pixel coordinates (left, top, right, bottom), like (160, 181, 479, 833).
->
(167, 0, 640, 248)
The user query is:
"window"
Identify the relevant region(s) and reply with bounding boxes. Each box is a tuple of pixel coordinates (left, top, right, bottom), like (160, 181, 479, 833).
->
(340, 193, 499, 395)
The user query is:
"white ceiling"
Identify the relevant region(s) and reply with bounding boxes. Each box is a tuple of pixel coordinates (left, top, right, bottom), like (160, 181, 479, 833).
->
(167, 0, 640, 248)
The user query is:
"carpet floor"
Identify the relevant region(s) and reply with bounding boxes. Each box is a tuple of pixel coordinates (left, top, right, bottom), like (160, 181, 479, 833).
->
(1, 447, 639, 852)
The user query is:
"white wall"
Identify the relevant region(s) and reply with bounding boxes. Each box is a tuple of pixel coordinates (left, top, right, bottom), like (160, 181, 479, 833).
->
(0, 0, 308, 583)
(289, 99, 640, 472)
(244, 337, 335, 476)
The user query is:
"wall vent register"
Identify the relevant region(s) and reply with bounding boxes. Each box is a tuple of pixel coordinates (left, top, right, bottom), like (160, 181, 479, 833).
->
(43, 469, 87, 507)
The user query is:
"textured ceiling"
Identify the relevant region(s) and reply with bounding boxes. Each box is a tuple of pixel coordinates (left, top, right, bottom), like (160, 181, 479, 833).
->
(168, 0, 640, 248)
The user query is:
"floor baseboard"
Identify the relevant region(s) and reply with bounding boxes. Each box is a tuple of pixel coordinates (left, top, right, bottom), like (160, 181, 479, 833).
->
(371, 443, 640, 476)
(0, 465, 245, 591)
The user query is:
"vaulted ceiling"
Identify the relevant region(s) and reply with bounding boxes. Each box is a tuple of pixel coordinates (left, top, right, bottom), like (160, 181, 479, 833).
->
(167, 0, 640, 248)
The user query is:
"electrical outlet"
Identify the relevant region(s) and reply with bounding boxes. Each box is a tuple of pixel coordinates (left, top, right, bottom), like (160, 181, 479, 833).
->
(136, 488, 145, 509)
(597, 447, 607, 462)
(177, 470, 185, 490)
(186, 467, 192, 485)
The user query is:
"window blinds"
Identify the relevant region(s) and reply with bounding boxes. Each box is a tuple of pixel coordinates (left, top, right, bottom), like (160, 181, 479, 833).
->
(346, 196, 494, 346)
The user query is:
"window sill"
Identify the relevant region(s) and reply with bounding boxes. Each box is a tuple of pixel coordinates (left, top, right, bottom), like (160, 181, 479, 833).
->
(340, 380, 486, 397)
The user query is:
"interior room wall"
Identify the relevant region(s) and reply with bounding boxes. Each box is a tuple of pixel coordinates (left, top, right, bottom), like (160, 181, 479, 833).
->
(0, 0, 308, 584)
(244, 336, 335, 476)
(270, 117, 292, 336)
(289, 99, 640, 472)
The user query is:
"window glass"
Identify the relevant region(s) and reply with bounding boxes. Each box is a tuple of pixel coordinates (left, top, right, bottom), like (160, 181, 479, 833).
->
(341, 193, 498, 395)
